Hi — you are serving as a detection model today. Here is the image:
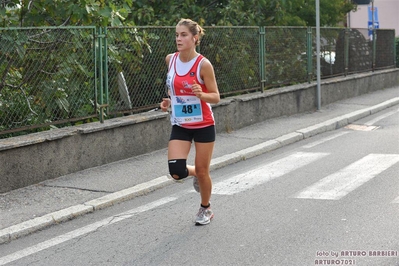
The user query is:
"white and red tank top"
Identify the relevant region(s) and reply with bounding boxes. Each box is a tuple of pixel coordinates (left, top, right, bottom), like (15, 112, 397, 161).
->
(166, 52, 215, 129)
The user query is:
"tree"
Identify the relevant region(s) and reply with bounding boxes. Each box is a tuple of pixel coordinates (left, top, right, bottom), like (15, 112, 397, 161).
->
(212, 0, 355, 27)
(0, 0, 356, 136)
(292, 0, 355, 27)
(1, 0, 355, 28)
(0, 0, 134, 27)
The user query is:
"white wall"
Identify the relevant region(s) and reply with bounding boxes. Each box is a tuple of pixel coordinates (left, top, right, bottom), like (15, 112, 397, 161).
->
(348, 0, 399, 36)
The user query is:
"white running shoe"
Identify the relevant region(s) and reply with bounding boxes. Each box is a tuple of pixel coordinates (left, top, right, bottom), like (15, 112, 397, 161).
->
(195, 206, 214, 225)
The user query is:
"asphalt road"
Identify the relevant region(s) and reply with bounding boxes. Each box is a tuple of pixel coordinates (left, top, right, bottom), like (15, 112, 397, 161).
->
(0, 105, 398, 266)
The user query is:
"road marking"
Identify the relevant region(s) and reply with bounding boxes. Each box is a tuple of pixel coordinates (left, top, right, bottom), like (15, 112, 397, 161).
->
(302, 131, 350, 149)
(0, 197, 177, 266)
(364, 108, 399, 126)
(344, 124, 379, 131)
(212, 152, 329, 195)
(294, 154, 399, 200)
(391, 196, 399, 204)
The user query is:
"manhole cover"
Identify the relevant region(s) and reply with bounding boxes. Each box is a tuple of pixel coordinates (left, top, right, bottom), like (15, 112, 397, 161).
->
(344, 124, 379, 131)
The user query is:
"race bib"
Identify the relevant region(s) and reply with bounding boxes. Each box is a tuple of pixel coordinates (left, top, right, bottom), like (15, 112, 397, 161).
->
(171, 95, 203, 124)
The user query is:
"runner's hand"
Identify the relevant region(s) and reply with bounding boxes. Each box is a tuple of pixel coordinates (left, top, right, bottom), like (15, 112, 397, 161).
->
(192, 80, 203, 99)
(160, 98, 171, 112)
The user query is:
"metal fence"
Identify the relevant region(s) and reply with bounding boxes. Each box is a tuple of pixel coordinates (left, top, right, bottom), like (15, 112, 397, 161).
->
(0, 26, 97, 137)
(0, 26, 396, 138)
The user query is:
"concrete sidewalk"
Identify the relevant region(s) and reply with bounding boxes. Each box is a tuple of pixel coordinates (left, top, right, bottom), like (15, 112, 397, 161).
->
(1, 86, 398, 244)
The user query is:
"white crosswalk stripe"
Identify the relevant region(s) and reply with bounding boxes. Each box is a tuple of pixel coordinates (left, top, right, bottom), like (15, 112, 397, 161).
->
(391, 196, 399, 204)
(212, 151, 399, 200)
(212, 152, 329, 195)
(294, 154, 399, 200)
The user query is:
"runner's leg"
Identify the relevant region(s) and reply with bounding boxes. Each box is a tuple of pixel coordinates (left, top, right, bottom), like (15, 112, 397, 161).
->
(194, 141, 214, 206)
(168, 139, 192, 180)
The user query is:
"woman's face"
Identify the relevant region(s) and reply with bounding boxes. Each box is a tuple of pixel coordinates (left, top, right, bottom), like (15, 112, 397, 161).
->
(175, 25, 195, 52)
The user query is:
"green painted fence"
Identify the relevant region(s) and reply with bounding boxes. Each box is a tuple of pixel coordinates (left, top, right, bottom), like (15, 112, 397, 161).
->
(0, 26, 396, 138)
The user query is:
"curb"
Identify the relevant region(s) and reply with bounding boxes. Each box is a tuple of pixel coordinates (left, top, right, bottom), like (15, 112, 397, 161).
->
(1, 97, 398, 244)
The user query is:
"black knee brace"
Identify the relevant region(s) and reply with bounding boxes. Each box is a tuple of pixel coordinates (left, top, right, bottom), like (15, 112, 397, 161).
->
(168, 159, 188, 180)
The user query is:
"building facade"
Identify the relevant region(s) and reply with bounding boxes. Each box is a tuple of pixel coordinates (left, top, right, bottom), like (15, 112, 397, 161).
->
(347, 0, 398, 36)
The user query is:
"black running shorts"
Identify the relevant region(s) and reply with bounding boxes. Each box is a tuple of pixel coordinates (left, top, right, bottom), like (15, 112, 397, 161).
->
(170, 125, 216, 143)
